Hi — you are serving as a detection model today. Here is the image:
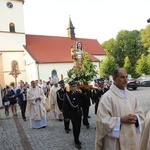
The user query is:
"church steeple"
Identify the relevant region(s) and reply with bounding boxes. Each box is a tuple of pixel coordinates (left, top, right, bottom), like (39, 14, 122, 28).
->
(67, 17, 76, 39)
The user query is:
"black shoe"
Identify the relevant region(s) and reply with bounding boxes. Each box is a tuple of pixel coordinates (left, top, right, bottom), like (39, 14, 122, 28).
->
(79, 140, 82, 145)
(75, 143, 81, 149)
(58, 119, 63, 122)
(68, 128, 71, 131)
(65, 130, 69, 133)
(38, 126, 46, 129)
(23, 119, 26, 121)
(6, 111, 9, 116)
(88, 116, 91, 118)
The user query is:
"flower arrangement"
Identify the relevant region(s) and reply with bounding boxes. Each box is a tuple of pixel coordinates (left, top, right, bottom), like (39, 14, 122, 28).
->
(67, 52, 98, 85)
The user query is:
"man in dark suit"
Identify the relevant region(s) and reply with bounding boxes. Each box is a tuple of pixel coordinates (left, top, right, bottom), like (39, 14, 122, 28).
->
(81, 88, 91, 128)
(91, 79, 108, 114)
(57, 80, 71, 133)
(16, 83, 27, 121)
(63, 81, 83, 149)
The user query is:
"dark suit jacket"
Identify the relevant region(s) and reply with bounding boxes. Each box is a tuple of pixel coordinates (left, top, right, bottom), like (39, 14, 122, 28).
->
(16, 88, 27, 105)
(57, 88, 67, 110)
(63, 91, 83, 119)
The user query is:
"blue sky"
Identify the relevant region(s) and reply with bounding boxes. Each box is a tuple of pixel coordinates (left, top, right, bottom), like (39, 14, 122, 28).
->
(23, 0, 150, 43)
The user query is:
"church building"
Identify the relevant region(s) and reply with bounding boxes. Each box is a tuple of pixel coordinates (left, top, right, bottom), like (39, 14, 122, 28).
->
(0, 0, 106, 87)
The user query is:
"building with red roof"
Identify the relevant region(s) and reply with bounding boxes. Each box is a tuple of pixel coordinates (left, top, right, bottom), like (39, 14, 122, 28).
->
(0, 0, 106, 87)
(23, 17, 106, 83)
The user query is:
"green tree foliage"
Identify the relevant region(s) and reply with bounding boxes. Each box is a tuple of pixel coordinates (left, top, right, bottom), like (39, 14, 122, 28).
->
(141, 25, 150, 53)
(102, 38, 116, 55)
(136, 54, 149, 75)
(124, 56, 132, 74)
(101, 29, 147, 77)
(124, 30, 146, 65)
(100, 55, 118, 79)
(114, 30, 127, 67)
(147, 54, 150, 74)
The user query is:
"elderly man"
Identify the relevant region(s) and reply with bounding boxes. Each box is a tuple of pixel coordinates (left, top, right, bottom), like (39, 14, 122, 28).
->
(27, 80, 47, 129)
(95, 68, 145, 150)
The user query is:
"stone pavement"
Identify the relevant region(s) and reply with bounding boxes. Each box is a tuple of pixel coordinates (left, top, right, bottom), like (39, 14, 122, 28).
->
(0, 103, 96, 150)
(0, 87, 150, 150)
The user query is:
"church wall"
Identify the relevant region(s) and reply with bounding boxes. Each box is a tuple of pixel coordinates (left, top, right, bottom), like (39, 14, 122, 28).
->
(2, 52, 26, 86)
(93, 55, 106, 61)
(25, 62, 38, 83)
(37, 62, 100, 82)
(0, 0, 25, 32)
(23, 48, 36, 65)
(23, 50, 38, 83)
(0, 33, 25, 50)
(38, 63, 74, 82)
(0, 53, 5, 87)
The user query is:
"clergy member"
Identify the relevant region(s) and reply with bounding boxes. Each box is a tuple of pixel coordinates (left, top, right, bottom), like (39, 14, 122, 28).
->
(49, 76, 63, 121)
(139, 110, 150, 150)
(95, 68, 145, 150)
(27, 80, 47, 129)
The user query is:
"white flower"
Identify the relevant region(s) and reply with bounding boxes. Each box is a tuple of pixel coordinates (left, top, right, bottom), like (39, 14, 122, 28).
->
(71, 74, 76, 79)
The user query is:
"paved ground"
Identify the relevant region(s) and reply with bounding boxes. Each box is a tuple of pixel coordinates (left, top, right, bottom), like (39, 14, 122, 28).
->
(0, 87, 150, 150)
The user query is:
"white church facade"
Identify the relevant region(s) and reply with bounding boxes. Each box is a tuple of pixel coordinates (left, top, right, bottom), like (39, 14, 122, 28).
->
(0, 0, 106, 87)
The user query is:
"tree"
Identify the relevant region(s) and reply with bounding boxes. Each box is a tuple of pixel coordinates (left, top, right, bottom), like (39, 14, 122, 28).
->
(136, 54, 149, 75)
(147, 54, 150, 74)
(124, 30, 146, 66)
(100, 55, 118, 79)
(101, 29, 146, 77)
(124, 56, 132, 74)
(141, 25, 150, 53)
(102, 38, 116, 56)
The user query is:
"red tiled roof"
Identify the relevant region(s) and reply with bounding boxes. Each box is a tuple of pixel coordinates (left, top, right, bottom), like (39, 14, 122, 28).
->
(25, 34, 106, 63)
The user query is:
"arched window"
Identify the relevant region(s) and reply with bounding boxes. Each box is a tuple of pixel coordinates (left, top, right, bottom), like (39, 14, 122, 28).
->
(51, 70, 59, 83)
(51, 70, 57, 78)
(9, 23, 15, 32)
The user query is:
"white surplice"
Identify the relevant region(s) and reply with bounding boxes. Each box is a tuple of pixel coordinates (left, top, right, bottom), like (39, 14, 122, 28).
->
(27, 86, 47, 128)
(95, 84, 145, 150)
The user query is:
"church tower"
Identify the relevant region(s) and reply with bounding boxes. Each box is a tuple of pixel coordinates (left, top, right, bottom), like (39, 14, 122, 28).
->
(0, 0, 26, 87)
(67, 17, 76, 39)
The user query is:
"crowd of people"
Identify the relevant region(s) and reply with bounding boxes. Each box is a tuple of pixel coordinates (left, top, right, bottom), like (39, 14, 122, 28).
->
(1, 68, 150, 150)
(0, 75, 108, 149)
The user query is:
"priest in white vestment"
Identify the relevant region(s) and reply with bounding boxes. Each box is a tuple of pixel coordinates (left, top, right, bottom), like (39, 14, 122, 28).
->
(49, 78, 63, 121)
(95, 68, 145, 150)
(139, 110, 150, 150)
(27, 81, 47, 129)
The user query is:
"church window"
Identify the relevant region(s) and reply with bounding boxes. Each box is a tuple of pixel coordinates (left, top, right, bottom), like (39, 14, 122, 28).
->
(52, 70, 57, 78)
(9, 23, 15, 32)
